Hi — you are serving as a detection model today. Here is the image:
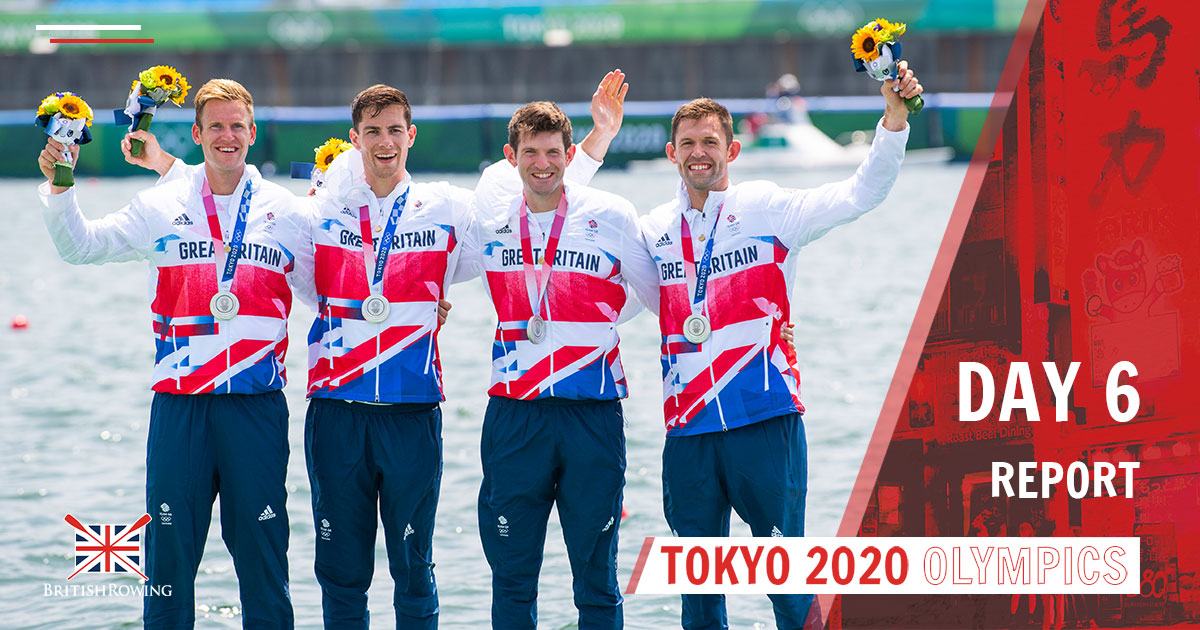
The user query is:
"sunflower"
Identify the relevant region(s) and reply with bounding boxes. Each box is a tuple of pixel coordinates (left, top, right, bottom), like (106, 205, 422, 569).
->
(851, 26, 881, 62)
(872, 18, 906, 43)
(173, 75, 190, 105)
(55, 94, 95, 126)
(148, 65, 183, 92)
(314, 138, 353, 172)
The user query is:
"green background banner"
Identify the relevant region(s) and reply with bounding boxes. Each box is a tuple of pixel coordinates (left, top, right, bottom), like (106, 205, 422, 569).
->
(4, 106, 984, 177)
(1, 0, 1021, 53)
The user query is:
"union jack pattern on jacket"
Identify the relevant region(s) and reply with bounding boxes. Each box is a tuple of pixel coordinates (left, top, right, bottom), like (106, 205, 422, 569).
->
(469, 172, 658, 401)
(639, 119, 908, 436)
(306, 169, 473, 403)
(39, 163, 314, 395)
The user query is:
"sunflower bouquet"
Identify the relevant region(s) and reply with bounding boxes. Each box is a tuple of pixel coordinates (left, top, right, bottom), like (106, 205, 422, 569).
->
(119, 65, 190, 157)
(851, 18, 923, 114)
(291, 138, 354, 192)
(35, 92, 95, 187)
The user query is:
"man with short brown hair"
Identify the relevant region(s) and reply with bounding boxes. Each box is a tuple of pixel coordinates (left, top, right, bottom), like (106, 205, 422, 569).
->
(468, 98, 658, 630)
(641, 65, 923, 629)
(37, 77, 310, 629)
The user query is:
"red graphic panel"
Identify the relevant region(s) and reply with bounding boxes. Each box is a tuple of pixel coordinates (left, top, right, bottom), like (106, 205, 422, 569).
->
(831, 0, 1200, 627)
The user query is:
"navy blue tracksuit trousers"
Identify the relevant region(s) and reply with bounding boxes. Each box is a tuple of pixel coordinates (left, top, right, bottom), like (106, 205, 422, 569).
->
(662, 412, 812, 630)
(144, 391, 292, 630)
(305, 398, 442, 630)
(477, 396, 626, 630)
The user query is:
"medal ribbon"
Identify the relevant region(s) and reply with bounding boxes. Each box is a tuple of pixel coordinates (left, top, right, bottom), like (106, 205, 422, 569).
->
(200, 178, 253, 294)
(518, 194, 569, 319)
(679, 204, 723, 316)
(357, 189, 409, 297)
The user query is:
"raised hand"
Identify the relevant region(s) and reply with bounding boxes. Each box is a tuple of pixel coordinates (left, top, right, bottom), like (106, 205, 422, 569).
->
(881, 60, 923, 131)
(580, 69, 629, 161)
(591, 69, 628, 139)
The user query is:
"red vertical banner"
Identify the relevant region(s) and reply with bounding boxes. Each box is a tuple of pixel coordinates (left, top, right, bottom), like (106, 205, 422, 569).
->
(831, 0, 1200, 627)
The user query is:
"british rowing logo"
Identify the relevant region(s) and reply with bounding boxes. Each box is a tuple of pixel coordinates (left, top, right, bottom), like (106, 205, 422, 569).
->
(655, 233, 673, 248)
(65, 513, 150, 580)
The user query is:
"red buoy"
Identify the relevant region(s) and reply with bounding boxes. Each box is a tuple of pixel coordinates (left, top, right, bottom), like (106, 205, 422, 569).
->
(11, 315, 29, 329)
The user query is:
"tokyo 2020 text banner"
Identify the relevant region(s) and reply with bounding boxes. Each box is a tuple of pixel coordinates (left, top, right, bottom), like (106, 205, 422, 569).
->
(626, 537, 1139, 595)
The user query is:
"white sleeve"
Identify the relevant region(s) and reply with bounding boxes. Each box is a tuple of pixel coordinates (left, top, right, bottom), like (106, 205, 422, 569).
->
(448, 186, 483, 285)
(473, 159, 521, 230)
(565, 145, 602, 185)
(38, 182, 152, 264)
(285, 196, 318, 310)
(774, 118, 909, 249)
(618, 210, 660, 317)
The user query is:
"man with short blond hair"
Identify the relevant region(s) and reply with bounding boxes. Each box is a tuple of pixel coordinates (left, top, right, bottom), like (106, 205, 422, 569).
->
(37, 77, 310, 629)
(194, 78, 255, 122)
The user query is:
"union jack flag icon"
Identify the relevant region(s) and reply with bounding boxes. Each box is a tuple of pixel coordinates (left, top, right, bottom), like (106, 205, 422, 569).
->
(65, 513, 151, 580)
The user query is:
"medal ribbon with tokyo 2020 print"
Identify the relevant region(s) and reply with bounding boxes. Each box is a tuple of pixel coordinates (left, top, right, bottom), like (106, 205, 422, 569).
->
(356, 190, 408, 323)
(200, 178, 252, 320)
(679, 204, 723, 343)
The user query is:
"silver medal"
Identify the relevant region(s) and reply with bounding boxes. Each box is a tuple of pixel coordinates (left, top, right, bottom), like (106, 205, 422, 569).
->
(210, 291, 240, 320)
(683, 313, 711, 344)
(362, 295, 390, 323)
(527, 315, 547, 344)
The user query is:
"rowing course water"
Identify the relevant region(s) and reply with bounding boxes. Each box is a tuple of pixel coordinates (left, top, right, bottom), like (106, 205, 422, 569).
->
(0, 161, 963, 629)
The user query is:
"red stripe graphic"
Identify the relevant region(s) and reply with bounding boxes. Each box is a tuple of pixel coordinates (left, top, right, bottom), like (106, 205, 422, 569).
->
(317, 325, 424, 391)
(164, 338, 274, 394)
(625, 536, 656, 594)
(49, 38, 154, 43)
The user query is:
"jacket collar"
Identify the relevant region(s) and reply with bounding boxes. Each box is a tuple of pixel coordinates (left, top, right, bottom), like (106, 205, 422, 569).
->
(322, 146, 412, 212)
(499, 181, 574, 230)
(675, 179, 730, 223)
(183, 163, 262, 208)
